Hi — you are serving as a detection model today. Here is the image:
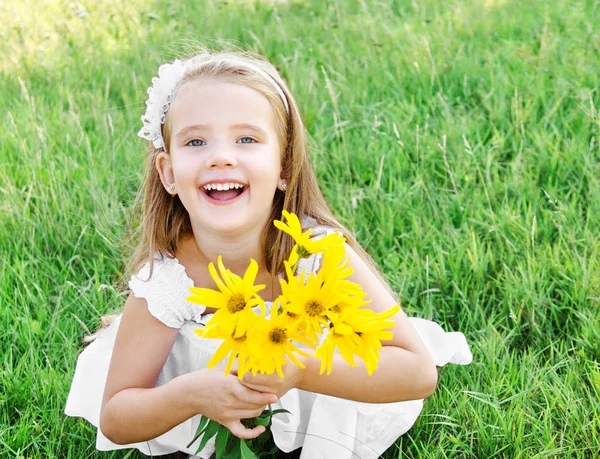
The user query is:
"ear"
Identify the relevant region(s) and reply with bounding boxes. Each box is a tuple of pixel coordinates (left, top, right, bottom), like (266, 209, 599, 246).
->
(278, 167, 288, 191)
(279, 162, 288, 183)
(156, 151, 175, 192)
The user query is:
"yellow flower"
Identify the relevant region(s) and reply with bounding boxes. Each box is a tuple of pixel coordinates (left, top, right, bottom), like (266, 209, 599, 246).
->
(272, 295, 300, 331)
(317, 247, 367, 312)
(274, 211, 346, 265)
(246, 312, 309, 378)
(346, 305, 399, 375)
(196, 319, 259, 378)
(280, 258, 367, 344)
(315, 321, 361, 375)
(279, 268, 330, 342)
(316, 304, 400, 375)
(187, 257, 265, 338)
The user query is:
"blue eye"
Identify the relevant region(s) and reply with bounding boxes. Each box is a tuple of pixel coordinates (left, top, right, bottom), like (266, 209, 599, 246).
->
(187, 139, 206, 147)
(237, 137, 257, 144)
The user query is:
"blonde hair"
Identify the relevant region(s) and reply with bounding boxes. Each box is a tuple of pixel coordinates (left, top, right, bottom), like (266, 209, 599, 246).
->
(127, 47, 388, 288)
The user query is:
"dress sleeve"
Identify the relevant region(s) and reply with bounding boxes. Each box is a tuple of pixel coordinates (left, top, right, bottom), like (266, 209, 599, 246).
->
(128, 256, 206, 329)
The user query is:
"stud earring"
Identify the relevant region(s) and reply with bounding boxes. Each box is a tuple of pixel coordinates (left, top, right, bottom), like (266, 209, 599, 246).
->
(281, 182, 287, 192)
(168, 184, 176, 196)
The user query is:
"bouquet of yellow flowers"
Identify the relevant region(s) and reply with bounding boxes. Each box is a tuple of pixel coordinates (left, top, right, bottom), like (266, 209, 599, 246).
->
(186, 211, 399, 458)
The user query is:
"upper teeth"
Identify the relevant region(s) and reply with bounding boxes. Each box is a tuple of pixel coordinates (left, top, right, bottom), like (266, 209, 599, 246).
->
(203, 183, 244, 191)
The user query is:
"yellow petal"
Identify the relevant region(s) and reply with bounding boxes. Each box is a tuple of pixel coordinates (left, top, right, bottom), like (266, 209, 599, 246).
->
(208, 341, 232, 369)
(287, 351, 306, 369)
(217, 256, 235, 291)
(208, 262, 230, 295)
(338, 340, 357, 367)
(273, 219, 293, 236)
(187, 289, 227, 309)
(287, 246, 299, 267)
(243, 259, 263, 297)
(225, 349, 237, 375)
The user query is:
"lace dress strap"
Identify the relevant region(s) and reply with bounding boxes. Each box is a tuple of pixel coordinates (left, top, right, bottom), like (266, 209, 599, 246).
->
(128, 256, 205, 328)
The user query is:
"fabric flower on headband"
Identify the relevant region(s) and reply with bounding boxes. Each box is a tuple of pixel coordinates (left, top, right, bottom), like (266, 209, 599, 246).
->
(137, 59, 186, 149)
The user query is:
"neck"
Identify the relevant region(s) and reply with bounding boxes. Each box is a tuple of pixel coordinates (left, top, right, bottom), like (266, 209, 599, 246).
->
(178, 221, 281, 301)
(190, 223, 265, 277)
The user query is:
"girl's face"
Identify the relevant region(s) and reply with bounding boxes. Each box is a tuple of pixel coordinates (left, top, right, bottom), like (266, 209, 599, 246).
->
(158, 79, 283, 237)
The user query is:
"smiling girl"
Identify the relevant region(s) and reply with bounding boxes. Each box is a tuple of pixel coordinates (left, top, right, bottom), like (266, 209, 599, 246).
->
(65, 48, 471, 458)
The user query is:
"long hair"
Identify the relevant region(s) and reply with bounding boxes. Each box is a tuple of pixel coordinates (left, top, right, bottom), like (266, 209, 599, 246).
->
(127, 47, 389, 289)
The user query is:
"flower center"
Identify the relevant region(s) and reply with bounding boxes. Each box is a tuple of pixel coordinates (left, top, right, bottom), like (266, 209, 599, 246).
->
(268, 327, 287, 344)
(233, 333, 247, 342)
(227, 294, 246, 313)
(305, 300, 325, 316)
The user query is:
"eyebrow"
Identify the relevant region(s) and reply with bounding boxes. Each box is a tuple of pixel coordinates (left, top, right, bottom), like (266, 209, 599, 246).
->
(175, 123, 268, 141)
(231, 123, 267, 135)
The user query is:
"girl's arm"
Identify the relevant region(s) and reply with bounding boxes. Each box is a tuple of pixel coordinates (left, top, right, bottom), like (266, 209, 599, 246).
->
(242, 244, 438, 403)
(100, 293, 275, 445)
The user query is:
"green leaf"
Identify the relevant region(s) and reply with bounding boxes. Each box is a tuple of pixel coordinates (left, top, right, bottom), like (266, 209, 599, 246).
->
(258, 444, 280, 457)
(197, 414, 211, 431)
(254, 415, 271, 427)
(215, 426, 232, 459)
(223, 436, 241, 459)
(186, 415, 211, 449)
(269, 408, 292, 416)
(241, 417, 256, 429)
(253, 428, 273, 448)
(194, 420, 221, 454)
(240, 439, 259, 459)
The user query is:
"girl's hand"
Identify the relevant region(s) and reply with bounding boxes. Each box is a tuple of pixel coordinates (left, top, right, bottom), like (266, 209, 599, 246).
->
(182, 368, 278, 439)
(239, 361, 305, 399)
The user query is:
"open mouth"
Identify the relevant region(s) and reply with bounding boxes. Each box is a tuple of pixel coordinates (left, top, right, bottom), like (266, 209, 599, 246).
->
(202, 182, 247, 202)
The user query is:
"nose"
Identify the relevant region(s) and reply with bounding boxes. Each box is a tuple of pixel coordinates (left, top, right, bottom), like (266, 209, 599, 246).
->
(206, 142, 237, 169)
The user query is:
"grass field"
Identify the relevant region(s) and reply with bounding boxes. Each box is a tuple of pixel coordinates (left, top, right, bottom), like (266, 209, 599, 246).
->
(1, 0, 599, 457)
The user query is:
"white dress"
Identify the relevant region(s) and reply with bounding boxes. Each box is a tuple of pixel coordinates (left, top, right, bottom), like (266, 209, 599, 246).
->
(65, 240, 472, 458)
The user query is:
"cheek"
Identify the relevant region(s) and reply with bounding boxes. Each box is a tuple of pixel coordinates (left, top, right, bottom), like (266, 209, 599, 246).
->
(171, 154, 200, 180)
(245, 148, 280, 177)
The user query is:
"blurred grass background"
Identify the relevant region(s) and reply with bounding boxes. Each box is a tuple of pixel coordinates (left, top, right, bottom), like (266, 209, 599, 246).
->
(1, 0, 599, 457)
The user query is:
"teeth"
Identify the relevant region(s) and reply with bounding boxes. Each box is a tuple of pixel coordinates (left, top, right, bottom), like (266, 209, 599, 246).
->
(203, 182, 245, 191)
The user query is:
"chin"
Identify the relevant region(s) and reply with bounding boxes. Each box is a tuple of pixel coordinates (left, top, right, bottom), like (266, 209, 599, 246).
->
(189, 195, 274, 236)
(203, 210, 265, 236)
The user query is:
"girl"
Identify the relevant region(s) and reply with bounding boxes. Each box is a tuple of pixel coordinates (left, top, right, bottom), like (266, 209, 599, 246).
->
(65, 48, 472, 458)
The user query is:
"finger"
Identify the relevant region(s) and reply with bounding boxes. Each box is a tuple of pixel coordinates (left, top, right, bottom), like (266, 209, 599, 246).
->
(228, 401, 268, 413)
(241, 382, 272, 394)
(232, 406, 269, 419)
(240, 374, 281, 395)
(234, 381, 278, 405)
(227, 421, 266, 440)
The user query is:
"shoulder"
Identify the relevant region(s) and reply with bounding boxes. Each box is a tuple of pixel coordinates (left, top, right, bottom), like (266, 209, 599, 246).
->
(130, 253, 187, 284)
(129, 254, 206, 328)
(342, 244, 398, 313)
(130, 252, 181, 282)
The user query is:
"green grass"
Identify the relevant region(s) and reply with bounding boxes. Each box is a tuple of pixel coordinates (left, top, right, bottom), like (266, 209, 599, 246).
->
(1, 0, 599, 457)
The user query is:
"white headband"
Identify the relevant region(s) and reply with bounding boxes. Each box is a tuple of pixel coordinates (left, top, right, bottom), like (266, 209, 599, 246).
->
(137, 58, 289, 150)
